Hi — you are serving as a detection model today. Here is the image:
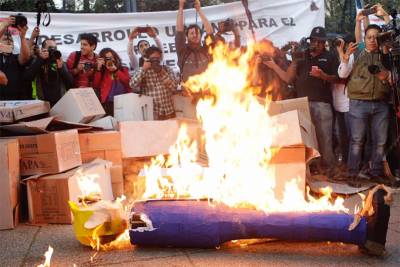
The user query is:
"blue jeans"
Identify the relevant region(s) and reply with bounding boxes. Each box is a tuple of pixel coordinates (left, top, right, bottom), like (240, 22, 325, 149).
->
(309, 101, 336, 167)
(335, 111, 350, 163)
(347, 99, 389, 176)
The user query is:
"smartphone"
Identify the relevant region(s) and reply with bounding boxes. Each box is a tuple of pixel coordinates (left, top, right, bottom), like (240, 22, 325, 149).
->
(136, 26, 150, 33)
(361, 6, 377, 16)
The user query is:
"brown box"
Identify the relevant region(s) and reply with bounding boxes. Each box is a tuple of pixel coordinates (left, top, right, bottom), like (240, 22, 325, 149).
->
(111, 165, 124, 197)
(27, 160, 114, 224)
(17, 130, 82, 176)
(79, 131, 122, 165)
(0, 139, 20, 230)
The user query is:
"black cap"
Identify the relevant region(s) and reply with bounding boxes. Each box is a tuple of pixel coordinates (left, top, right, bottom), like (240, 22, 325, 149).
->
(309, 26, 327, 40)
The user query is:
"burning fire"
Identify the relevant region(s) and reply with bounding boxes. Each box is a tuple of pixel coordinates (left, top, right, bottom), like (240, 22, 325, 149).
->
(36, 246, 53, 267)
(141, 41, 347, 213)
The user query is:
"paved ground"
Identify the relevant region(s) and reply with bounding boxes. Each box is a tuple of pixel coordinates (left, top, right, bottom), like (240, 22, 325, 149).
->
(1, 193, 399, 267)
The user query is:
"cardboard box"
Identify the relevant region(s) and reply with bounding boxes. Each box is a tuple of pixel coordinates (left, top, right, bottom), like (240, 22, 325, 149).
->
(111, 165, 124, 197)
(0, 116, 97, 135)
(268, 97, 312, 122)
(79, 131, 122, 165)
(0, 100, 50, 123)
(0, 139, 20, 230)
(120, 120, 180, 158)
(27, 160, 114, 224)
(50, 88, 105, 124)
(173, 95, 197, 119)
(17, 130, 82, 176)
(89, 116, 117, 130)
(114, 93, 153, 122)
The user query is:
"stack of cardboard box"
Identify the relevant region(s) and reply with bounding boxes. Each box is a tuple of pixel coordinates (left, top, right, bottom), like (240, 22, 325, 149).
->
(0, 88, 120, 227)
(1, 89, 319, 228)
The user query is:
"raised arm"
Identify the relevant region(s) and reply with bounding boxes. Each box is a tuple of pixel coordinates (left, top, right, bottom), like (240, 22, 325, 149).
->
(128, 27, 140, 70)
(0, 16, 14, 38)
(177, 0, 185, 32)
(18, 25, 30, 65)
(194, 0, 213, 35)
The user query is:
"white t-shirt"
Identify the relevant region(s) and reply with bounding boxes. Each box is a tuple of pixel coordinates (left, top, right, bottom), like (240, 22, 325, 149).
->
(332, 54, 355, 113)
(332, 82, 349, 112)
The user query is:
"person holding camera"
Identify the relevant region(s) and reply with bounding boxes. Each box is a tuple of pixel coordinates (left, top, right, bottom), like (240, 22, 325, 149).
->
(176, 0, 214, 83)
(93, 48, 131, 116)
(214, 19, 241, 49)
(130, 46, 178, 120)
(66, 33, 98, 88)
(277, 27, 340, 177)
(251, 39, 291, 100)
(0, 15, 31, 100)
(24, 38, 73, 106)
(338, 24, 392, 183)
(127, 26, 163, 71)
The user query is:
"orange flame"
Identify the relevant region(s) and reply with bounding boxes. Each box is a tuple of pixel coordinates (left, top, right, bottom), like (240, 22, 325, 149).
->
(140, 41, 347, 213)
(138, 40, 347, 214)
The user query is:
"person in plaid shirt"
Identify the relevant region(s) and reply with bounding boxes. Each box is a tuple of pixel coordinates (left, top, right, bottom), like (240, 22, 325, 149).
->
(130, 46, 178, 120)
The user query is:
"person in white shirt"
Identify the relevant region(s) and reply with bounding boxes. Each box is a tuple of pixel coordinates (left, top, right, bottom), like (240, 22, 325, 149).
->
(127, 26, 163, 71)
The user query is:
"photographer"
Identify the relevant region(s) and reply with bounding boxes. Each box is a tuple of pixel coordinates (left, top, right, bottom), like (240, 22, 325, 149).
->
(66, 33, 98, 88)
(93, 48, 131, 116)
(0, 15, 31, 100)
(338, 24, 391, 182)
(214, 19, 241, 49)
(176, 0, 214, 83)
(250, 39, 291, 100)
(331, 37, 358, 171)
(130, 46, 178, 120)
(355, 4, 390, 44)
(24, 38, 73, 106)
(127, 26, 163, 71)
(278, 27, 340, 177)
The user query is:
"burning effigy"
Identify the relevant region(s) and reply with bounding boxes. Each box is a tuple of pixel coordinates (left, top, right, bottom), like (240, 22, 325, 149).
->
(125, 42, 394, 256)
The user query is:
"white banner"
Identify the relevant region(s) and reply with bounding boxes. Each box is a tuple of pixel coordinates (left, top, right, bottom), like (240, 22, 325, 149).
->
(1, 0, 325, 71)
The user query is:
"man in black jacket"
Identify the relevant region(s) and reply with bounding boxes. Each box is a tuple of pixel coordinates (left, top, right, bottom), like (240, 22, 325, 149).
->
(0, 16, 31, 100)
(24, 38, 73, 106)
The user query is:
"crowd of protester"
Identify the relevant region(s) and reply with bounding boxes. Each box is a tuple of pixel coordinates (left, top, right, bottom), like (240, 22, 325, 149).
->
(1, 0, 400, 186)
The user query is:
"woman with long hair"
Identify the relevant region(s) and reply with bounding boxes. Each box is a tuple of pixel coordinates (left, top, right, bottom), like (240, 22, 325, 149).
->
(93, 47, 131, 115)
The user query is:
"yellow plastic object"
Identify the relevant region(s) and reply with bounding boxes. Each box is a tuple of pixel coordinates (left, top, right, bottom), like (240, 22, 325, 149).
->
(68, 201, 127, 248)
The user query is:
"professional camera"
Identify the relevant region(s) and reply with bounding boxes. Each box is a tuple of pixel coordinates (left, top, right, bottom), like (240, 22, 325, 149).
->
(104, 56, 115, 67)
(220, 18, 235, 33)
(83, 62, 94, 71)
(289, 37, 314, 61)
(11, 13, 27, 28)
(376, 10, 400, 55)
(331, 34, 356, 47)
(47, 47, 61, 60)
(148, 58, 162, 72)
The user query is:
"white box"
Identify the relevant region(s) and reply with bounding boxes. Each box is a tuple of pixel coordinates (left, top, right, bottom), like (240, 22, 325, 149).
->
(114, 93, 153, 122)
(0, 100, 50, 123)
(120, 120, 179, 158)
(50, 88, 105, 124)
(173, 95, 197, 119)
